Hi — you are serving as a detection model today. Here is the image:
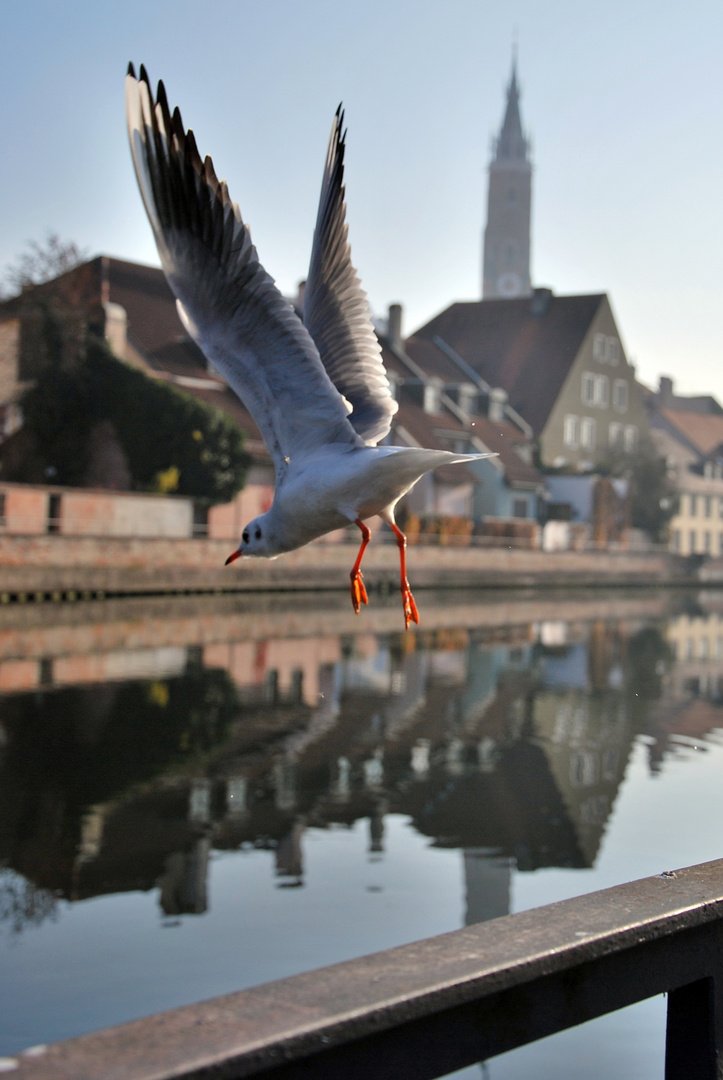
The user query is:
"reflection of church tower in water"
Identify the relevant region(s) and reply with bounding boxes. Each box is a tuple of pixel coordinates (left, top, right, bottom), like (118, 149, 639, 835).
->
(482, 53, 533, 299)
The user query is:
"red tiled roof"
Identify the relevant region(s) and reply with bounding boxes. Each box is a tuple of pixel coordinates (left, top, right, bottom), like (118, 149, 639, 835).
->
(106, 257, 188, 357)
(659, 408, 723, 457)
(392, 403, 477, 483)
(392, 402, 540, 487)
(465, 415, 542, 486)
(394, 335, 466, 383)
(408, 294, 605, 435)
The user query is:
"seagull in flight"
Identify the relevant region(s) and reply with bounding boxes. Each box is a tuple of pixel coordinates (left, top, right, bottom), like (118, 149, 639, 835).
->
(125, 65, 494, 627)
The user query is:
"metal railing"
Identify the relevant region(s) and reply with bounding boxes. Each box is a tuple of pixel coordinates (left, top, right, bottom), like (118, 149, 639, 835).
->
(7, 858, 723, 1078)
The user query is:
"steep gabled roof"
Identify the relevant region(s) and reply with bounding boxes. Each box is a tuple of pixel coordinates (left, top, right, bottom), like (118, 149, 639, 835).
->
(408, 293, 605, 435)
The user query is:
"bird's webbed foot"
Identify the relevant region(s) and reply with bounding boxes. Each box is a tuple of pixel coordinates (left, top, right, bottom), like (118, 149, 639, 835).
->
(350, 569, 369, 614)
(401, 579, 419, 629)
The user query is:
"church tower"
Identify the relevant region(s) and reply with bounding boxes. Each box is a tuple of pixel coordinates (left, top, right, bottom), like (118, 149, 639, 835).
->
(482, 56, 532, 299)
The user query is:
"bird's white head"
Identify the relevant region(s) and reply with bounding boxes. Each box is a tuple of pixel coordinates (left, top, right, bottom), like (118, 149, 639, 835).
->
(225, 513, 275, 564)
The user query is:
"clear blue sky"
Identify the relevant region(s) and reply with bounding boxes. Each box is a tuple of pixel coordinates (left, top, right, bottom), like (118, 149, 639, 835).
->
(1, 0, 721, 399)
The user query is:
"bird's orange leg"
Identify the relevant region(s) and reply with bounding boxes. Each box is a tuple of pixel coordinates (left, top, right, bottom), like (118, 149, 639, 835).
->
(350, 518, 371, 614)
(389, 521, 419, 629)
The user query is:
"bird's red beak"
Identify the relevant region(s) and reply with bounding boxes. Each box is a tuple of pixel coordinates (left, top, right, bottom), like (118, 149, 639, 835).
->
(225, 549, 243, 565)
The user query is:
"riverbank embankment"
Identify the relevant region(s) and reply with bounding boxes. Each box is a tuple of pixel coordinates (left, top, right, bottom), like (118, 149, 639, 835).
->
(0, 533, 686, 598)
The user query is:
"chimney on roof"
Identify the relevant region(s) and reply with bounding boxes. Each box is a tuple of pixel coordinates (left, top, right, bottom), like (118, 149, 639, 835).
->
(387, 304, 403, 350)
(530, 287, 553, 317)
(488, 387, 507, 423)
(103, 302, 127, 360)
(659, 376, 673, 407)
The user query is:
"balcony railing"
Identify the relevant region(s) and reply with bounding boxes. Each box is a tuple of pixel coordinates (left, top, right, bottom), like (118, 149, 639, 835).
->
(7, 858, 723, 1079)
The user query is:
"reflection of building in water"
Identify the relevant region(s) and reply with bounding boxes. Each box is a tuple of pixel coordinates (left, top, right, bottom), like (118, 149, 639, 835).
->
(369, 799, 387, 855)
(463, 850, 513, 925)
(5, 602, 718, 930)
(637, 604, 723, 771)
(664, 609, 723, 700)
(159, 835, 211, 915)
(275, 820, 305, 886)
(531, 690, 630, 866)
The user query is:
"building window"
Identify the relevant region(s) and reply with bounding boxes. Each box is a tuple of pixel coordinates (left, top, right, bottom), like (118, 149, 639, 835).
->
(623, 425, 638, 452)
(671, 529, 680, 552)
(563, 414, 579, 448)
(593, 334, 619, 365)
(593, 333, 606, 361)
(608, 421, 622, 447)
(705, 496, 713, 518)
(512, 497, 529, 518)
(612, 379, 628, 412)
(606, 338, 619, 365)
(582, 373, 609, 408)
(689, 530, 696, 553)
(47, 494, 62, 535)
(0, 493, 5, 529)
(704, 531, 711, 553)
(580, 417, 596, 449)
(690, 494, 698, 517)
(582, 373, 595, 405)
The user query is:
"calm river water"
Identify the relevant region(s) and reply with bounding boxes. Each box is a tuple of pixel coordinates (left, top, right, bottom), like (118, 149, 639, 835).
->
(1, 586, 723, 1078)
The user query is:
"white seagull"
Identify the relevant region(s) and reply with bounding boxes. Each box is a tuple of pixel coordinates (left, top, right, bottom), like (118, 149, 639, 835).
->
(125, 65, 494, 628)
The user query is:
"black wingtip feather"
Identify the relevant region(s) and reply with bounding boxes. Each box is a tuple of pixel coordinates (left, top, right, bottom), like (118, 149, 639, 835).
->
(139, 63, 150, 86)
(156, 79, 169, 114)
(127, 62, 136, 78)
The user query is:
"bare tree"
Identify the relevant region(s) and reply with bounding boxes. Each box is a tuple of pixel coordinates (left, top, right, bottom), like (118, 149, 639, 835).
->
(2, 231, 88, 297)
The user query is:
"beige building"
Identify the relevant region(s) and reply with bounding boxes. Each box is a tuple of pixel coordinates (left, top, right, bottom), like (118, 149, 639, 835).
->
(408, 290, 648, 471)
(648, 393, 723, 556)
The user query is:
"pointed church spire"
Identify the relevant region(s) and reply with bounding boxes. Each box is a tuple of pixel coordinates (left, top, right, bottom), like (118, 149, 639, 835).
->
(494, 52, 529, 163)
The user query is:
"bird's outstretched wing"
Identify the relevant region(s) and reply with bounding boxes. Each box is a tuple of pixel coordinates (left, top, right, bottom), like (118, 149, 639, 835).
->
(125, 65, 362, 482)
(304, 107, 398, 447)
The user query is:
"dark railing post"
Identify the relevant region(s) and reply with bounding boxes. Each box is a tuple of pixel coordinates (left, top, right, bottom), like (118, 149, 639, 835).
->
(665, 978, 719, 1080)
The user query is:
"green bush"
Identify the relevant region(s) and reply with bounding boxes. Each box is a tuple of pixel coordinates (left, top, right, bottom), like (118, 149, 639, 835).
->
(20, 330, 250, 503)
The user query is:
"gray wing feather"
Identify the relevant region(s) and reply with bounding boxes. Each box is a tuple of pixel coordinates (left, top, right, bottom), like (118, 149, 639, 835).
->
(125, 66, 362, 482)
(304, 107, 398, 447)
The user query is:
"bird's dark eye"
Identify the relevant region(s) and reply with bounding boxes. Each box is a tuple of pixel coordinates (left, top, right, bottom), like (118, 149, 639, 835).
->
(255, 526, 262, 540)
(242, 530, 249, 543)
